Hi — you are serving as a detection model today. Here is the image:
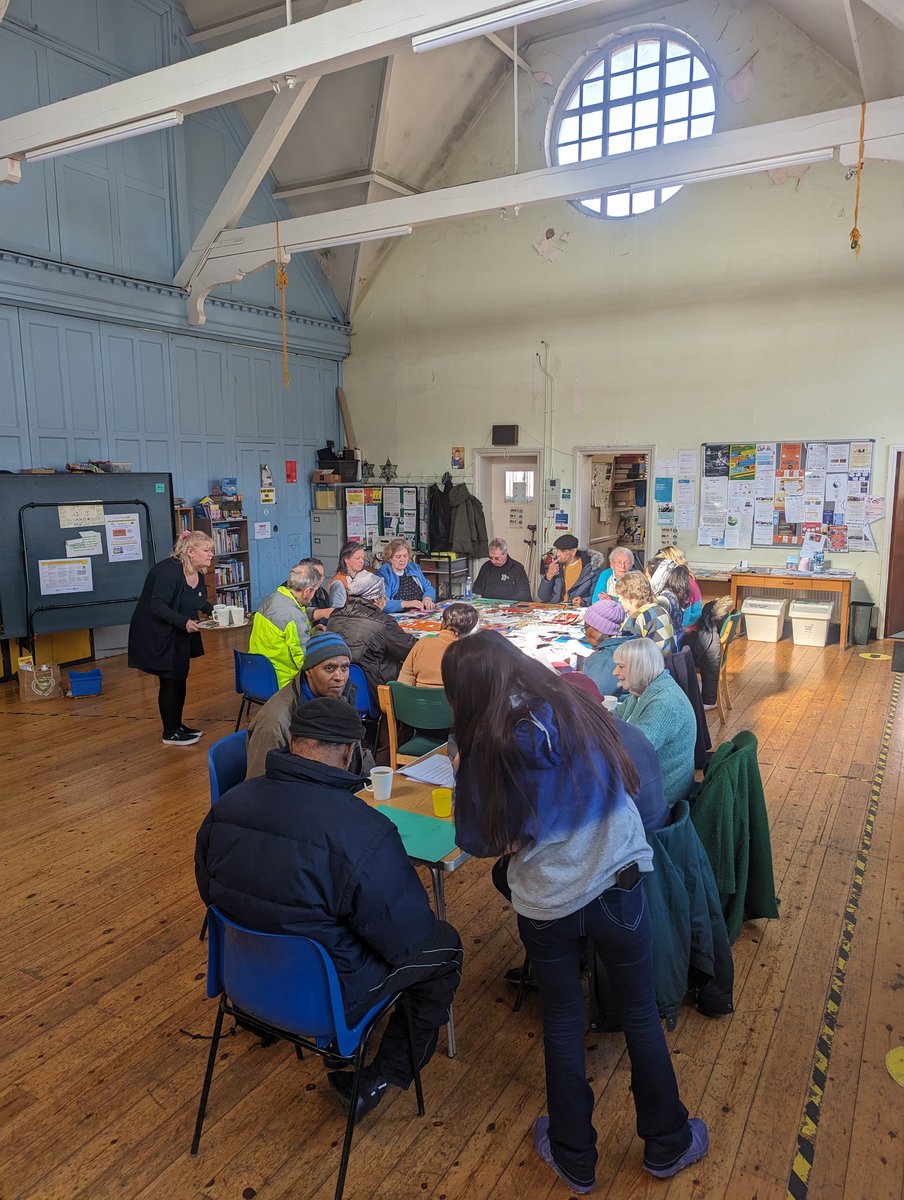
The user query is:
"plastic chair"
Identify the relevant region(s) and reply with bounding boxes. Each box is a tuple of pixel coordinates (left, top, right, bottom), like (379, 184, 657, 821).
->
(348, 664, 377, 717)
(191, 907, 426, 1200)
(199, 730, 248, 942)
(233, 649, 279, 731)
(377, 681, 453, 769)
(716, 611, 744, 725)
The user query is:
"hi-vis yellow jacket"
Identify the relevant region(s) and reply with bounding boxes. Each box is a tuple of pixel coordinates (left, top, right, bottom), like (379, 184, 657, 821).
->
(248, 586, 312, 689)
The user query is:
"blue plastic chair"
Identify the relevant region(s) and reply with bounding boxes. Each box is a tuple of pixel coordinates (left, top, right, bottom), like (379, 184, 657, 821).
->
(199, 731, 248, 943)
(191, 907, 426, 1200)
(233, 649, 279, 731)
(347, 664, 377, 717)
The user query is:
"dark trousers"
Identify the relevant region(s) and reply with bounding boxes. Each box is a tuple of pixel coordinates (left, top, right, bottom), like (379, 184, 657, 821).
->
(688, 627, 721, 705)
(517, 881, 691, 1184)
(347, 920, 462, 1090)
(157, 676, 187, 736)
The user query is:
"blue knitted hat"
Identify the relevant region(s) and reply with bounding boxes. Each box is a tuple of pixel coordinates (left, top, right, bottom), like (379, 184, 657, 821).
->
(303, 632, 351, 671)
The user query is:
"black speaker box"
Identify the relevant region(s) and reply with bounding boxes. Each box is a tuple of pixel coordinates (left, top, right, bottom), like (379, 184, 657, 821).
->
(492, 425, 519, 446)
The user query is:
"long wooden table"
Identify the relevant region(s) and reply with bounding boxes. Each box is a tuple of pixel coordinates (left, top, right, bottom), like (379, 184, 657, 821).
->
(357, 747, 468, 1058)
(729, 569, 855, 649)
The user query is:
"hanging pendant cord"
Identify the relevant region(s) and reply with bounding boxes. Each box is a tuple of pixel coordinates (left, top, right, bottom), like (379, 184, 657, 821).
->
(849, 101, 866, 257)
(275, 221, 291, 389)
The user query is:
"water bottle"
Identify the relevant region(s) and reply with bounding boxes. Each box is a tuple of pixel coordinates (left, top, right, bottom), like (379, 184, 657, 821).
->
(464, 575, 472, 598)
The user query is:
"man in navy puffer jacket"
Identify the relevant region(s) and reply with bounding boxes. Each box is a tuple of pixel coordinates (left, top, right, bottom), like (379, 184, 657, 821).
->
(195, 697, 462, 1122)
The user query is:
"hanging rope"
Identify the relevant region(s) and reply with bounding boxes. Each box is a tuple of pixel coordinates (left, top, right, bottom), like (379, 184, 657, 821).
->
(275, 220, 291, 388)
(849, 101, 866, 257)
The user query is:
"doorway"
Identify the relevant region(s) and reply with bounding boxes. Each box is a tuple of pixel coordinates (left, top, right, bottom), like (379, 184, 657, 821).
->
(474, 449, 542, 587)
(883, 449, 904, 638)
(573, 444, 653, 570)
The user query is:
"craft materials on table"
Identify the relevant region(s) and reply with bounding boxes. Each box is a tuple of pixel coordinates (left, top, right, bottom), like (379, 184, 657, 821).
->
(395, 600, 595, 670)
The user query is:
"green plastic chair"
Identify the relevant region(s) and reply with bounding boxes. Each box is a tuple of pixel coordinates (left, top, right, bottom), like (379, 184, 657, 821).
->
(717, 610, 744, 724)
(378, 681, 453, 768)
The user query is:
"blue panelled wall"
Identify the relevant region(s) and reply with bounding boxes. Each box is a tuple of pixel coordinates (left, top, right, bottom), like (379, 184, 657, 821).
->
(0, 0, 350, 604)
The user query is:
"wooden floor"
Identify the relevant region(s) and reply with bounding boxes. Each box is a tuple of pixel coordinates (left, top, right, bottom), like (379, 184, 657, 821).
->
(2, 630, 903, 1200)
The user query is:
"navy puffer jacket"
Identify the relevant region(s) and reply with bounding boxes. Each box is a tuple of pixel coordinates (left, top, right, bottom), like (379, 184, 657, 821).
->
(195, 749, 437, 1015)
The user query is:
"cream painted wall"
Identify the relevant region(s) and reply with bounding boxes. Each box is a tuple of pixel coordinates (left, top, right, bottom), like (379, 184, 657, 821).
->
(345, 0, 904, 612)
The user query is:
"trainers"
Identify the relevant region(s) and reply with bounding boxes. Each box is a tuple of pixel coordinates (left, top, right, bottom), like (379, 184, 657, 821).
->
(644, 1117, 709, 1178)
(533, 1116, 595, 1194)
(703, 703, 717, 712)
(327, 1066, 388, 1125)
(179, 724, 204, 738)
(162, 728, 202, 746)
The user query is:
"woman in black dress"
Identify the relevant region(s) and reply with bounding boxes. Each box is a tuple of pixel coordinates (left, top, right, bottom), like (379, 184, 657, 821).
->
(128, 530, 215, 746)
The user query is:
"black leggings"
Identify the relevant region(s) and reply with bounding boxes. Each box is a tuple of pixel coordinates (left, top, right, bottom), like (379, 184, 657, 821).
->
(157, 676, 187, 736)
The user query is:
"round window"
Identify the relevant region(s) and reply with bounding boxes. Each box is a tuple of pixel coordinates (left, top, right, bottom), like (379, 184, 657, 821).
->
(549, 29, 717, 219)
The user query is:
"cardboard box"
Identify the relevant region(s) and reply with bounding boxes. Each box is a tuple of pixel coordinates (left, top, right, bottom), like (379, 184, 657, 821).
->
(312, 470, 341, 483)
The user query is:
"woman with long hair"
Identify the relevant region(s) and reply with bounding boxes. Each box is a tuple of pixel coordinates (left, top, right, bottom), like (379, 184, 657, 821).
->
(328, 540, 369, 608)
(442, 630, 706, 1192)
(128, 530, 214, 746)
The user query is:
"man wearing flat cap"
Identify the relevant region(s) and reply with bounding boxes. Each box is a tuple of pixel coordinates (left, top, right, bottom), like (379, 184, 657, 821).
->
(245, 631, 374, 779)
(195, 696, 463, 1124)
(537, 534, 604, 606)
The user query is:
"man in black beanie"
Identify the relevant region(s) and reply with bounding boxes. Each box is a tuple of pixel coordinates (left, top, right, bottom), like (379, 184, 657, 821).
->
(195, 696, 463, 1123)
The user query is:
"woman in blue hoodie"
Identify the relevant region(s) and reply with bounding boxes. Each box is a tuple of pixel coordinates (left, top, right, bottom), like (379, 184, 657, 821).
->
(442, 631, 707, 1194)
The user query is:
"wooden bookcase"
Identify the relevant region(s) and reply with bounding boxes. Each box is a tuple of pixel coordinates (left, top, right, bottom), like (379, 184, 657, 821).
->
(191, 515, 252, 613)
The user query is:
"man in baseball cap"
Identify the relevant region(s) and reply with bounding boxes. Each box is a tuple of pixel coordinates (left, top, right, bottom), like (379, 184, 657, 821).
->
(538, 534, 604, 606)
(246, 631, 374, 779)
(196, 696, 462, 1124)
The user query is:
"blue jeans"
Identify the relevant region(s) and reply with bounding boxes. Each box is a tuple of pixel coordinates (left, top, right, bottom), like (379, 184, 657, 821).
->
(517, 879, 691, 1184)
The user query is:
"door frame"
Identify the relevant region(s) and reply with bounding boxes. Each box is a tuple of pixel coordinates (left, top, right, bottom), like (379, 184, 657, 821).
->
(472, 446, 543, 569)
(877, 442, 904, 638)
(572, 443, 655, 555)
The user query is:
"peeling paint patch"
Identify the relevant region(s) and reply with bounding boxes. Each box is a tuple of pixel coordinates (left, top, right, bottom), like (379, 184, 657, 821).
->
(533, 228, 571, 262)
(767, 164, 812, 186)
(725, 51, 758, 104)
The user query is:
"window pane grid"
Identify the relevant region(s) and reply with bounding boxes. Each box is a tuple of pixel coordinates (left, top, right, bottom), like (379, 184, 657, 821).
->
(554, 30, 717, 219)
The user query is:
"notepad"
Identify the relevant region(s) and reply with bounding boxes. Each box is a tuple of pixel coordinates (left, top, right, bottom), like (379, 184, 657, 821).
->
(377, 805, 459, 863)
(398, 756, 455, 788)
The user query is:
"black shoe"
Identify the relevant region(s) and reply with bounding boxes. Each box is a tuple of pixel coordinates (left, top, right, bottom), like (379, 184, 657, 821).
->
(162, 728, 202, 746)
(180, 724, 204, 738)
(505, 965, 537, 990)
(327, 1067, 388, 1124)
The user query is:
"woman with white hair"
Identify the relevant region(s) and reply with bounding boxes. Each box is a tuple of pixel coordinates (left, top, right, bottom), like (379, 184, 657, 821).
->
(612, 639, 696, 808)
(590, 546, 635, 603)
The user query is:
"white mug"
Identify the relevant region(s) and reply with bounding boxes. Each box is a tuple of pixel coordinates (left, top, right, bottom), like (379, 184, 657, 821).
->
(364, 766, 393, 802)
(214, 606, 231, 627)
(602, 695, 619, 712)
(228, 605, 245, 626)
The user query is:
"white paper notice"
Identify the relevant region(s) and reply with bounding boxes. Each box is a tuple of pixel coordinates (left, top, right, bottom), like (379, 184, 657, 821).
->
(845, 496, 866, 528)
(826, 474, 848, 503)
(849, 441, 872, 470)
(254, 522, 271, 540)
(678, 449, 698, 476)
(655, 457, 678, 477)
(403, 511, 417, 533)
(753, 513, 774, 546)
(58, 503, 104, 529)
(383, 490, 401, 518)
(364, 504, 379, 524)
(677, 478, 695, 506)
(784, 494, 806, 523)
(39, 557, 93, 595)
(865, 496, 885, 523)
(678, 506, 697, 529)
(346, 509, 365, 539)
(805, 443, 828, 471)
(403, 487, 418, 507)
(827, 444, 849, 472)
(701, 476, 728, 524)
(105, 513, 142, 562)
(65, 531, 102, 557)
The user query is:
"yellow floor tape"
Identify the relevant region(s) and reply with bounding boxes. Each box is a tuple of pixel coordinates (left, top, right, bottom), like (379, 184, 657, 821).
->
(887, 1047, 904, 1087)
(860, 652, 891, 660)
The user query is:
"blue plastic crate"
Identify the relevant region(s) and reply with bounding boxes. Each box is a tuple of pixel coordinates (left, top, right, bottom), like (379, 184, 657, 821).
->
(69, 668, 102, 697)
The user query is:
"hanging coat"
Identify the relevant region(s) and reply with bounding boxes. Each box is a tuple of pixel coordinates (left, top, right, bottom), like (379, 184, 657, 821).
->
(448, 484, 488, 558)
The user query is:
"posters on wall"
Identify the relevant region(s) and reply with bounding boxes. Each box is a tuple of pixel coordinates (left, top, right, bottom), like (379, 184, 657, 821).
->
(700, 440, 877, 552)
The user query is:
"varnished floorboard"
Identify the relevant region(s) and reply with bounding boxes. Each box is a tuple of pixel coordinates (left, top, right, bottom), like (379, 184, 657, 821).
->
(1, 629, 903, 1200)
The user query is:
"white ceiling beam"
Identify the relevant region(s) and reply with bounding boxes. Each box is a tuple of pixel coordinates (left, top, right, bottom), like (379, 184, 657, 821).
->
(858, 0, 904, 35)
(844, 0, 904, 101)
(184, 94, 904, 325)
(273, 170, 418, 201)
(174, 79, 318, 287)
(839, 131, 904, 163)
(485, 31, 531, 72)
(0, 0, 602, 162)
(348, 55, 397, 317)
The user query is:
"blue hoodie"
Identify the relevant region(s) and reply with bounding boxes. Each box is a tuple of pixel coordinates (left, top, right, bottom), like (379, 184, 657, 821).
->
(454, 701, 653, 920)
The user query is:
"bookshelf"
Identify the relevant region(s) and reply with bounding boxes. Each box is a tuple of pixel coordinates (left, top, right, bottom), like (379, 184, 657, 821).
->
(192, 514, 252, 613)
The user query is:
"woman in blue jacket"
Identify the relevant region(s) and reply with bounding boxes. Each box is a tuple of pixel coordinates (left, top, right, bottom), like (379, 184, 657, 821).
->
(377, 538, 436, 613)
(442, 631, 707, 1193)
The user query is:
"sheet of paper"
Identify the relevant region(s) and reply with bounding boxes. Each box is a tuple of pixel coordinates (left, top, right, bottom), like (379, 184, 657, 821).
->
(844, 495, 866, 528)
(846, 525, 876, 552)
(849, 441, 872, 470)
(729, 444, 756, 480)
(827, 444, 849, 472)
(346, 506, 365, 539)
(403, 511, 418, 533)
(805, 443, 827, 471)
(65, 531, 102, 557)
(701, 476, 728, 524)
(783, 494, 806, 523)
(704, 444, 729, 477)
(779, 443, 803, 471)
(104, 513, 142, 562)
(39, 557, 93, 595)
(654, 477, 673, 503)
(865, 496, 885, 523)
(254, 522, 271, 539)
(654, 457, 678, 478)
(657, 504, 675, 526)
(382, 489, 401, 518)
(677, 505, 696, 529)
(58, 503, 104, 529)
(847, 469, 870, 498)
(678, 449, 697, 476)
(677, 478, 695, 506)
(753, 517, 775, 546)
(364, 504, 379, 524)
(398, 755, 455, 788)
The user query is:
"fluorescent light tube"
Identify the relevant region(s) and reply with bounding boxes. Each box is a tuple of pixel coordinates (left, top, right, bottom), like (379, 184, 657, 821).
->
(413, 0, 592, 53)
(25, 112, 184, 163)
(283, 225, 413, 254)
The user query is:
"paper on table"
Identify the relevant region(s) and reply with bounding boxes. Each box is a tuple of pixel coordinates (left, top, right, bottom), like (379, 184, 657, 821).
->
(399, 755, 455, 788)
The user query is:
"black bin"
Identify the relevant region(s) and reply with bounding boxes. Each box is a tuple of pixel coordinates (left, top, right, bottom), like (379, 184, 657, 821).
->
(849, 601, 874, 645)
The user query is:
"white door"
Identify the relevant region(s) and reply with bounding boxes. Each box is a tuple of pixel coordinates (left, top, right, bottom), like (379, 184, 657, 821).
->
(475, 452, 542, 587)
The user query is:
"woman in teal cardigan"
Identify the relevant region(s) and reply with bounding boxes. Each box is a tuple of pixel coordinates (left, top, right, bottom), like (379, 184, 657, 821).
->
(613, 639, 695, 807)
